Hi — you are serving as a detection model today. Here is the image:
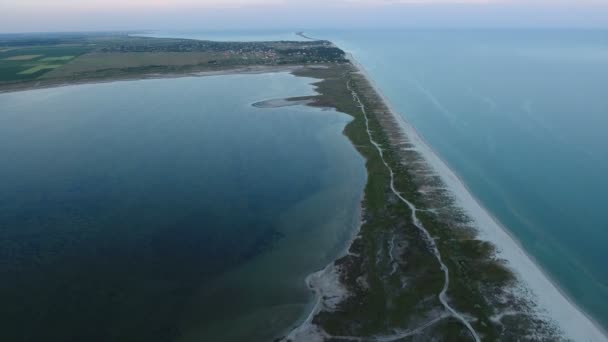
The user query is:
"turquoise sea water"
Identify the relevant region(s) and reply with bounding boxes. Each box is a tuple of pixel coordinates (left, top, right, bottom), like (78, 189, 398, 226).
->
(321, 29, 608, 329)
(0, 73, 366, 341)
(150, 29, 608, 330)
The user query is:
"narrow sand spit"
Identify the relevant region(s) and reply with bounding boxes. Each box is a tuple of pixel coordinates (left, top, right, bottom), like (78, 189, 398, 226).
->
(347, 54, 608, 341)
(346, 77, 481, 342)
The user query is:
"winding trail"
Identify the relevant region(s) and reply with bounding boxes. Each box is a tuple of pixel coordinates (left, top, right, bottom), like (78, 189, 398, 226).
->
(346, 77, 482, 342)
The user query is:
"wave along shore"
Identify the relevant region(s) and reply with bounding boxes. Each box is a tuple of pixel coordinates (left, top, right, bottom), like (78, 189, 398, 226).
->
(283, 52, 608, 341)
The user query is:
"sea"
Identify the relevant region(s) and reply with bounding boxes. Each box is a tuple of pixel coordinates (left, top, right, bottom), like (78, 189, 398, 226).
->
(0, 73, 366, 341)
(326, 29, 608, 332)
(140, 29, 608, 332)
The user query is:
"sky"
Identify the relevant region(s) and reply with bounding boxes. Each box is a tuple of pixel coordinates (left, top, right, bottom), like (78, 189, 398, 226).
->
(1, 0, 608, 33)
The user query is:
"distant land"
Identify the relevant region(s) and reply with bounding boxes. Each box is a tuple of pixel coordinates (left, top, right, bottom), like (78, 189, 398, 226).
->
(0, 33, 345, 93)
(0, 32, 606, 341)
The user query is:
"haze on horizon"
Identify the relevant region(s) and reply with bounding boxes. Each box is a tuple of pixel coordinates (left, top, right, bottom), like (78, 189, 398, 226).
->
(1, 0, 608, 33)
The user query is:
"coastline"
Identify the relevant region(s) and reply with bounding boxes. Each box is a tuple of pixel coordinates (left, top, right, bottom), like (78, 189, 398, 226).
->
(0, 65, 303, 95)
(347, 54, 608, 341)
(1, 67, 369, 342)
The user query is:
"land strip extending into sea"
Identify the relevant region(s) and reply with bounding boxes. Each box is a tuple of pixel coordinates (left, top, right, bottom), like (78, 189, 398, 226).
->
(3, 32, 608, 340)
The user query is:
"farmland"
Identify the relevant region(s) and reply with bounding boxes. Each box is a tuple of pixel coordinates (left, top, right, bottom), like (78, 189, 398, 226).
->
(0, 45, 91, 82)
(0, 33, 347, 92)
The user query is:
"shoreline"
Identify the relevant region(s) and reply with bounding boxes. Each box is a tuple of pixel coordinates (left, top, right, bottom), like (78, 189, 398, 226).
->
(347, 54, 608, 341)
(0, 64, 304, 95)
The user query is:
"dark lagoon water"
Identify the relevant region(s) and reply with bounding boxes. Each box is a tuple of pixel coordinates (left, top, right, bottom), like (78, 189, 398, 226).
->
(148, 29, 608, 331)
(0, 73, 366, 341)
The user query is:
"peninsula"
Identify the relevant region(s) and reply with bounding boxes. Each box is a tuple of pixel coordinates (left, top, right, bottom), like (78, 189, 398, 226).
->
(1, 32, 605, 341)
(0, 33, 345, 93)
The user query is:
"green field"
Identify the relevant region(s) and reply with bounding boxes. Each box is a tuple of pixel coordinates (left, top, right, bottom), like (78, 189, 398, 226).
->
(283, 64, 560, 340)
(0, 45, 91, 82)
(18, 64, 61, 75)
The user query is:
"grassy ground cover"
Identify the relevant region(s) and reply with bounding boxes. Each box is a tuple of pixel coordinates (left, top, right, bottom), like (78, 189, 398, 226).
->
(286, 64, 560, 341)
(18, 64, 61, 74)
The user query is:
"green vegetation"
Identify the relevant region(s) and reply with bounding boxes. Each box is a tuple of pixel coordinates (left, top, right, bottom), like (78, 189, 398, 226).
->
(0, 33, 346, 92)
(0, 44, 92, 82)
(287, 64, 560, 340)
(290, 65, 448, 337)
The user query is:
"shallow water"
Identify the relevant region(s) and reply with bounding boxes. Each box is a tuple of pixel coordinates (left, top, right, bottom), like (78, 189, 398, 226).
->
(0, 73, 366, 341)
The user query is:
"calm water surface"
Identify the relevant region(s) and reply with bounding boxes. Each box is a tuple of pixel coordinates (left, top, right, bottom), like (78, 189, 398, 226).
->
(0, 73, 366, 341)
(151, 29, 608, 329)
